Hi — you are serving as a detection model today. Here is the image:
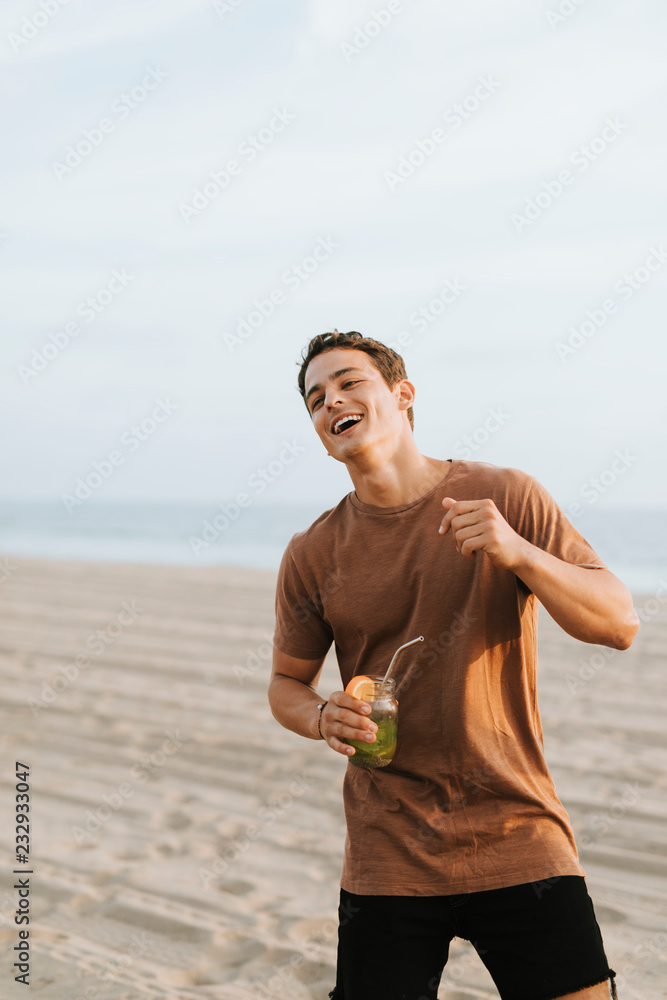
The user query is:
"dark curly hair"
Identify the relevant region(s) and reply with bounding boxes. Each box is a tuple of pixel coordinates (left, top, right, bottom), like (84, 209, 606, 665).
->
(296, 330, 414, 431)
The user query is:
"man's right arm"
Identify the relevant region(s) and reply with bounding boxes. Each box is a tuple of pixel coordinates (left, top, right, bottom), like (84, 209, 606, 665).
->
(268, 647, 378, 757)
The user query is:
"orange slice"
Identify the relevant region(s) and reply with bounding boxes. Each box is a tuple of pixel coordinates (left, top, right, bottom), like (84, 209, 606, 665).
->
(345, 675, 375, 702)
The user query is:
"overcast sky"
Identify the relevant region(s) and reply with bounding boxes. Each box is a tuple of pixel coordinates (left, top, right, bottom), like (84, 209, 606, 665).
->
(1, 0, 666, 512)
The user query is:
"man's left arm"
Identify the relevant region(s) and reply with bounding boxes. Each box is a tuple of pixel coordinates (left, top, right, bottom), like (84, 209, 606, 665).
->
(439, 495, 640, 650)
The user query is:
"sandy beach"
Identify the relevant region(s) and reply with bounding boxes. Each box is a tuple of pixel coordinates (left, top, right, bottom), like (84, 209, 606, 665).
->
(1, 555, 666, 1000)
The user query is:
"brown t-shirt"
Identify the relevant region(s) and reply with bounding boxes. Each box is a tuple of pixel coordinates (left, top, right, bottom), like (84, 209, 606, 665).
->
(272, 460, 607, 895)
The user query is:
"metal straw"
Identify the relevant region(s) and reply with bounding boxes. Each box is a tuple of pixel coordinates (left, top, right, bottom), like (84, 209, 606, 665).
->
(379, 635, 424, 695)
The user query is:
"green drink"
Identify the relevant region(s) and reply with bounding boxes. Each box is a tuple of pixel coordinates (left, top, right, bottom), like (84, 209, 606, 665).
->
(346, 677, 398, 769)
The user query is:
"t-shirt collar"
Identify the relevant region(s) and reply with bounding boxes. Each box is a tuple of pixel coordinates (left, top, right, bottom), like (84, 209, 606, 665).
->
(348, 460, 454, 515)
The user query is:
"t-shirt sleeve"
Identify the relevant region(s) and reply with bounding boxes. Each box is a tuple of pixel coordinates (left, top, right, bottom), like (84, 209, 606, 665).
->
(515, 474, 608, 572)
(273, 539, 334, 659)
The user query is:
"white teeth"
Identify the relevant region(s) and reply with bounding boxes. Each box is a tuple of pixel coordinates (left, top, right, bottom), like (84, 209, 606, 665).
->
(333, 414, 363, 434)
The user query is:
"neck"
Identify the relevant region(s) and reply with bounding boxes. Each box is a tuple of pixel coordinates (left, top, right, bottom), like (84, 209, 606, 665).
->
(347, 445, 449, 508)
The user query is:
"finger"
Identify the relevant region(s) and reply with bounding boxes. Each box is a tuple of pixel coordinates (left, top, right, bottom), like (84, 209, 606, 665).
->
(343, 727, 378, 743)
(442, 498, 488, 514)
(328, 725, 377, 756)
(324, 703, 378, 739)
(332, 692, 373, 715)
(448, 509, 488, 531)
(438, 497, 457, 535)
(457, 529, 487, 558)
(338, 708, 378, 734)
(439, 499, 487, 535)
(452, 523, 488, 546)
(328, 736, 357, 757)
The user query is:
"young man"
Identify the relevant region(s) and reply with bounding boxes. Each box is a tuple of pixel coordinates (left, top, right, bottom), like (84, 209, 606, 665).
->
(268, 330, 638, 1000)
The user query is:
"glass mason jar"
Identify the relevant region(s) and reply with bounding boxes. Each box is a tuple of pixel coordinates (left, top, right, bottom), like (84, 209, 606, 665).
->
(346, 677, 398, 768)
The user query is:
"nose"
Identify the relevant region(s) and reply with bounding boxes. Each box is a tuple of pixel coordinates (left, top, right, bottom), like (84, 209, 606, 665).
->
(324, 387, 345, 410)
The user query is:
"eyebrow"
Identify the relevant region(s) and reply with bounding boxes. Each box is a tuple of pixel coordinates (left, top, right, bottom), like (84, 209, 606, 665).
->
(305, 367, 365, 408)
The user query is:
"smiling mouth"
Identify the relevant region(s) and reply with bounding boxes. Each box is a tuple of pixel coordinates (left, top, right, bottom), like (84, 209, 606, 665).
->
(333, 414, 364, 436)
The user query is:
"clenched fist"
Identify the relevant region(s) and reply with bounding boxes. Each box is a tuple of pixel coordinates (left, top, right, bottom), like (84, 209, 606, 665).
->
(438, 497, 530, 572)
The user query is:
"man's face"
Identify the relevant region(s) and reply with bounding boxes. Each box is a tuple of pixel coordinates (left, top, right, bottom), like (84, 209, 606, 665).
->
(303, 348, 411, 460)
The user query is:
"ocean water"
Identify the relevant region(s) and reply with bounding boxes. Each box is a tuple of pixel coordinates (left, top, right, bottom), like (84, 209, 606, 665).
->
(0, 500, 665, 595)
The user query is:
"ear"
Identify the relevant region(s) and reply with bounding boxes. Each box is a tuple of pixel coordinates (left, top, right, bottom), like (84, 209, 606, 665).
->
(396, 378, 416, 410)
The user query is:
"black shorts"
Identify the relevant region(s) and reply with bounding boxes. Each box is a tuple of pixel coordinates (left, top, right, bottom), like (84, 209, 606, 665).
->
(329, 876, 617, 1000)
